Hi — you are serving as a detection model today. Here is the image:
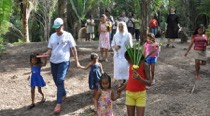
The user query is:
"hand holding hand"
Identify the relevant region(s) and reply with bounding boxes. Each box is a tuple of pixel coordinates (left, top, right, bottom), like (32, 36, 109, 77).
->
(117, 91, 121, 98)
(76, 61, 80, 68)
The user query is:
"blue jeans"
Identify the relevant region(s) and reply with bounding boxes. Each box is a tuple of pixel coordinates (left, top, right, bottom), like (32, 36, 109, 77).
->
(50, 61, 70, 104)
(150, 28, 158, 36)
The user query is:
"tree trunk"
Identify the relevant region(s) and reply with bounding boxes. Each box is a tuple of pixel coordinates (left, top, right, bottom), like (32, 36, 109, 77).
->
(66, 0, 81, 40)
(139, 0, 151, 44)
(20, 0, 35, 42)
(58, 0, 67, 30)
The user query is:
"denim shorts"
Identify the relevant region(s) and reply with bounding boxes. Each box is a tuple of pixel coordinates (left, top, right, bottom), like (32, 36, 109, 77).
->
(146, 57, 157, 64)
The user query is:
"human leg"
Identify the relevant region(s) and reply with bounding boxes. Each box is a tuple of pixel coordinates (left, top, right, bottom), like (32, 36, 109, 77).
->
(86, 33, 90, 41)
(100, 48, 104, 61)
(31, 87, 35, 104)
(126, 105, 135, 116)
(171, 39, 176, 48)
(104, 49, 109, 62)
(56, 61, 70, 104)
(135, 91, 146, 115)
(166, 39, 171, 47)
(53, 62, 69, 113)
(126, 91, 137, 116)
(50, 63, 58, 86)
(135, 29, 140, 41)
(28, 87, 35, 109)
(195, 59, 201, 80)
(151, 64, 156, 83)
(38, 87, 45, 103)
(136, 107, 145, 116)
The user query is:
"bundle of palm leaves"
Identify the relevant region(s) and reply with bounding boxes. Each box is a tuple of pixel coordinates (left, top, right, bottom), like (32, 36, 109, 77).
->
(125, 43, 157, 69)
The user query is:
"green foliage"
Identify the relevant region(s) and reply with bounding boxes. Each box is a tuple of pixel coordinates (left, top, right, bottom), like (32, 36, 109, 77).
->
(70, 0, 96, 18)
(0, 0, 12, 54)
(0, 37, 5, 54)
(206, 25, 210, 39)
(0, 0, 12, 34)
(13, 39, 25, 45)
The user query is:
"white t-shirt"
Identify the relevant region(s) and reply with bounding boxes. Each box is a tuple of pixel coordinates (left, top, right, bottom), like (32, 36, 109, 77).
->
(48, 31, 76, 64)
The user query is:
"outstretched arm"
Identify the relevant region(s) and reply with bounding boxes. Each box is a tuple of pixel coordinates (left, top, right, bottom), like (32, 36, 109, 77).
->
(185, 38, 194, 56)
(45, 48, 52, 56)
(78, 62, 92, 70)
(99, 63, 104, 74)
(117, 82, 127, 93)
(111, 90, 120, 101)
(41, 57, 47, 67)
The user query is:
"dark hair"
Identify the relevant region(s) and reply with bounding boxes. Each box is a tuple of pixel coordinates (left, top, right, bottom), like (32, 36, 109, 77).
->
(30, 53, 42, 65)
(99, 73, 111, 89)
(90, 53, 99, 60)
(193, 24, 206, 35)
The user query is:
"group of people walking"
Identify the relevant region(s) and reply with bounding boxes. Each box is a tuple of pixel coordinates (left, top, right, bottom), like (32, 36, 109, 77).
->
(27, 8, 209, 116)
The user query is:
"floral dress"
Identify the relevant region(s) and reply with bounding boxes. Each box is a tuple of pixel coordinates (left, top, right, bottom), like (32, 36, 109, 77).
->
(99, 22, 110, 49)
(97, 89, 113, 116)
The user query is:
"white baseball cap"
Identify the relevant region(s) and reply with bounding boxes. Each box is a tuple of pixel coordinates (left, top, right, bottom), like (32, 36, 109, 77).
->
(52, 18, 63, 28)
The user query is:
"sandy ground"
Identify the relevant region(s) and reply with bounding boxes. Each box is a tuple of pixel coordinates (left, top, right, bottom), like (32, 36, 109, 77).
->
(0, 39, 210, 116)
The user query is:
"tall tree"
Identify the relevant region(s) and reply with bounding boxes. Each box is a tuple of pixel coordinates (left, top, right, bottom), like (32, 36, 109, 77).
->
(34, 0, 58, 41)
(19, 0, 36, 42)
(140, 0, 151, 44)
(58, 0, 67, 30)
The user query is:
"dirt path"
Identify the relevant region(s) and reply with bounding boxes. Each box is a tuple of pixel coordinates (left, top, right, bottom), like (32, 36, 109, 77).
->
(0, 39, 209, 116)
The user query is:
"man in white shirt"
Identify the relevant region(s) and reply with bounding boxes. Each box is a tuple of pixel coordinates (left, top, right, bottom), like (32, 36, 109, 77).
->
(45, 18, 79, 114)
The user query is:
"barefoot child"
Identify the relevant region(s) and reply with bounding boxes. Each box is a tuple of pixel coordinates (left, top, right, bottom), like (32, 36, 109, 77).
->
(78, 53, 103, 99)
(185, 24, 209, 80)
(118, 49, 152, 116)
(93, 73, 121, 116)
(28, 53, 47, 109)
(144, 33, 160, 84)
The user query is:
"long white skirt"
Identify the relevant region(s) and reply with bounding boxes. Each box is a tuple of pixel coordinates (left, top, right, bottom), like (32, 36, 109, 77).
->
(113, 56, 129, 80)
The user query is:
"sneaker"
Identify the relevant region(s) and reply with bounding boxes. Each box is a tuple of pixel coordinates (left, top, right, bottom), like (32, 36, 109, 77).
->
(166, 44, 170, 48)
